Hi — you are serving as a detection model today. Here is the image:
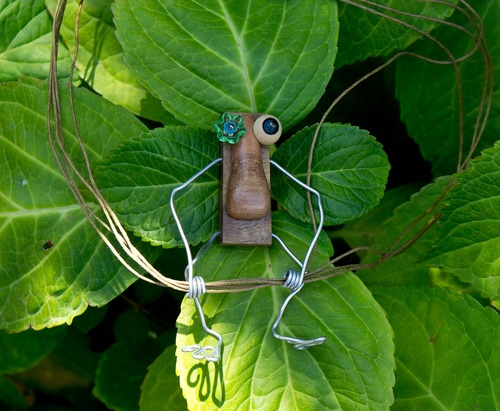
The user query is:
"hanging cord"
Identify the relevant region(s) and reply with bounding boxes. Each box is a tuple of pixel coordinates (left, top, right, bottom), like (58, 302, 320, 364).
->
(46, 0, 492, 294)
(47, 0, 190, 292)
(304, 0, 493, 280)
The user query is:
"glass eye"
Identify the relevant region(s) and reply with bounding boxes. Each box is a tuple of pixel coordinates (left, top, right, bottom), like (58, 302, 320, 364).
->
(253, 115, 282, 145)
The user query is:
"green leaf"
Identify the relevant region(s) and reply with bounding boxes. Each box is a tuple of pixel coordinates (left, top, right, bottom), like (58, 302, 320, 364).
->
(0, 375, 27, 410)
(271, 123, 390, 225)
(72, 305, 108, 334)
(93, 310, 162, 411)
(333, 183, 420, 253)
(0, 0, 71, 81)
(0, 79, 148, 332)
(336, 0, 458, 67)
(396, 0, 500, 175)
(140, 346, 186, 411)
(176, 212, 395, 410)
(427, 142, 500, 304)
(0, 327, 66, 373)
(45, 0, 175, 124)
(50, 326, 100, 382)
(372, 286, 500, 410)
(357, 176, 452, 286)
(95, 127, 220, 248)
(133, 280, 167, 306)
(113, 0, 339, 129)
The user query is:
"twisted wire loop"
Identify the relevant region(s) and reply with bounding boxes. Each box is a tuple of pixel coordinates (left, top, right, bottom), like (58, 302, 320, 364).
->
(171, 160, 223, 362)
(270, 160, 327, 350)
(283, 268, 303, 291)
(187, 276, 206, 299)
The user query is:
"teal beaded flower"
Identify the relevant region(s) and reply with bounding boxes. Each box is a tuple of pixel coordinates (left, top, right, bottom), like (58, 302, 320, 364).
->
(213, 112, 246, 144)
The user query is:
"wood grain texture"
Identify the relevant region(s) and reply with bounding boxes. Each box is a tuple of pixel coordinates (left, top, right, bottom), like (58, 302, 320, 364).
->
(220, 113, 272, 246)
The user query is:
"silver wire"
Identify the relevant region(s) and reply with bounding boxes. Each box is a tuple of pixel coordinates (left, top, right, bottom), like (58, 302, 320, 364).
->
(171, 157, 326, 359)
(272, 234, 303, 268)
(170, 159, 223, 362)
(170, 158, 221, 293)
(181, 297, 223, 362)
(270, 160, 326, 349)
(270, 160, 324, 283)
(271, 284, 326, 350)
(184, 231, 221, 285)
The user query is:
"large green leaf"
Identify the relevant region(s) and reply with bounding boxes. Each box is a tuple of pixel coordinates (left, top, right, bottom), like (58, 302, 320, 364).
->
(140, 345, 186, 411)
(0, 327, 66, 373)
(336, 0, 458, 67)
(427, 142, 500, 306)
(357, 176, 452, 286)
(0, 79, 148, 332)
(0, 375, 27, 410)
(396, 0, 500, 175)
(0, 0, 71, 81)
(176, 212, 395, 411)
(373, 286, 500, 410)
(113, 0, 339, 129)
(95, 127, 220, 248)
(333, 183, 420, 254)
(45, 0, 175, 124)
(271, 123, 390, 225)
(93, 310, 163, 411)
(50, 325, 100, 383)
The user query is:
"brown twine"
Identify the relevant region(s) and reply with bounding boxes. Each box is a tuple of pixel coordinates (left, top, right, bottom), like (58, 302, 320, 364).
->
(305, 0, 493, 282)
(47, 0, 492, 293)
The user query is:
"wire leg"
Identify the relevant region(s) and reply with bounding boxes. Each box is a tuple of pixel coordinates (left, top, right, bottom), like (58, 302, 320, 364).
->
(270, 160, 326, 349)
(182, 297, 223, 362)
(170, 159, 224, 361)
(271, 281, 326, 350)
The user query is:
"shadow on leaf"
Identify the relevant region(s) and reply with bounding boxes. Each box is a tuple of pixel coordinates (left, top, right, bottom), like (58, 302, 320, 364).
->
(186, 349, 225, 407)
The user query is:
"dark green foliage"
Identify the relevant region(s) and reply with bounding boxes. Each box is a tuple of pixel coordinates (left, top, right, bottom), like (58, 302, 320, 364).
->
(0, 0, 498, 410)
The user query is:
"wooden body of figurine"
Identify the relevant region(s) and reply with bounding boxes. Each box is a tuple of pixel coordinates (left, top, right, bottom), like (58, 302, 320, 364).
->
(215, 112, 282, 246)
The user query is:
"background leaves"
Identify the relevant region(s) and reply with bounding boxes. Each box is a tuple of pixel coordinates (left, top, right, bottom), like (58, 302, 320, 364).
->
(333, 184, 420, 254)
(45, 0, 175, 123)
(373, 286, 500, 410)
(272, 123, 390, 225)
(113, 0, 339, 129)
(0, 0, 71, 81)
(396, 0, 500, 175)
(428, 142, 500, 306)
(0, 79, 147, 332)
(336, 0, 459, 67)
(93, 310, 164, 411)
(0, 375, 29, 409)
(95, 127, 220, 248)
(140, 346, 186, 411)
(356, 176, 452, 287)
(0, 327, 66, 374)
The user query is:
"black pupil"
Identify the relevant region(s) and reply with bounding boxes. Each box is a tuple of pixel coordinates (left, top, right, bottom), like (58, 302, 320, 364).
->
(263, 118, 279, 135)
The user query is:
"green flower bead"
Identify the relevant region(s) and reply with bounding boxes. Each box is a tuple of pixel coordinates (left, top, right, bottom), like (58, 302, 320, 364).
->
(213, 112, 246, 144)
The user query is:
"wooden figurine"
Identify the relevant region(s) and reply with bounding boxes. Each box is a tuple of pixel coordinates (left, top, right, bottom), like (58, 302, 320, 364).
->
(214, 112, 282, 246)
(171, 112, 325, 361)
